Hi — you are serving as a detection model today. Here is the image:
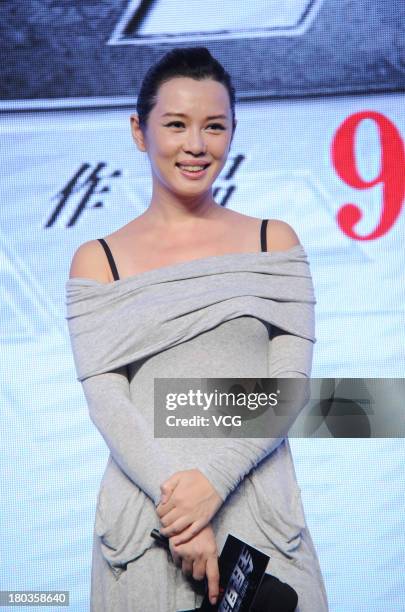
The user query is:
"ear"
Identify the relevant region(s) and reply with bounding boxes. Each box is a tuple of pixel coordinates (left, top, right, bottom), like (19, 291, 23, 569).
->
(130, 113, 147, 152)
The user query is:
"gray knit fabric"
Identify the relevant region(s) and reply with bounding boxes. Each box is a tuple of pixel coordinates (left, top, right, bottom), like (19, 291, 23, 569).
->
(65, 246, 329, 611)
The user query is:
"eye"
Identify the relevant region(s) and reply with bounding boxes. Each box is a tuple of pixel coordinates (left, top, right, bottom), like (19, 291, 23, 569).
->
(206, 123, 226, 131)
(165, 121, 185, 128)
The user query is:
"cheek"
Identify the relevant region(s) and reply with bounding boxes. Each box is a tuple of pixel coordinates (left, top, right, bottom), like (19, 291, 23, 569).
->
(212, 135, 232, 157)
(154, 138, 179, 162)
(148, 143, 178, 178)
(145, 128, 175, 156)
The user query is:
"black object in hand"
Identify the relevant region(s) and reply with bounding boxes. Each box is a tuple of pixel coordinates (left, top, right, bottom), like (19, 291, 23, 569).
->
(251, 573, 298, 612)
(150, 528, 170, 550)
(200, 534, 270, 611)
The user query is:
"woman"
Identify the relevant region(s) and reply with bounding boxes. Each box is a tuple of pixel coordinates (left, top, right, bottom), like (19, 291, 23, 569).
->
(66, 47, 329, 611)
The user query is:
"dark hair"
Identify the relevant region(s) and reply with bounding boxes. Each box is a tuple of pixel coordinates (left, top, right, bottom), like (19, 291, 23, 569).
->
(136, 47, 236, 132)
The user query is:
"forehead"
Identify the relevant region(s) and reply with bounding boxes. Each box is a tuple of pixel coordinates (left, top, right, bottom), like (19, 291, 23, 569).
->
(153, 77, 231, 115)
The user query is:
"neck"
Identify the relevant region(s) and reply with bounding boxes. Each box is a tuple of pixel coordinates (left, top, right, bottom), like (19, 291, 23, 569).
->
(143, 186, 222, 228)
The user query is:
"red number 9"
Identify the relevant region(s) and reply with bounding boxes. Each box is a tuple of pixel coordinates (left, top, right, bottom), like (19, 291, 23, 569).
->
(331, 111, 405, 240)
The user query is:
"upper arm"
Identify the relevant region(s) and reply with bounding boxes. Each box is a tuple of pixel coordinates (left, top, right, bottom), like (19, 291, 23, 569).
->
(266, 220, 300, 252)
(268, 331, 313, 378)
(265, 221, 313, 376)
(69, 239, 111, 284)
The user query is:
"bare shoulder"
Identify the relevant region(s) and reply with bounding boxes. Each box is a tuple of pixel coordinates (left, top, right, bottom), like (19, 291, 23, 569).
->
(266, 219, 301, 252)
(68, 239, 111, 283)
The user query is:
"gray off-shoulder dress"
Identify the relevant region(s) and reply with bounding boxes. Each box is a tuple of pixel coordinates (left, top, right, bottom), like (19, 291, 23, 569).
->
(65, 220, 329, 612)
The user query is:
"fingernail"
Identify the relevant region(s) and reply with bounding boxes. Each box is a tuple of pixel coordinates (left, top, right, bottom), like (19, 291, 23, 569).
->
(210, 596, 217, 605)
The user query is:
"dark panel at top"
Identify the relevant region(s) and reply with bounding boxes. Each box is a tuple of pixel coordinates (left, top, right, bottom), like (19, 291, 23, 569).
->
(1, 0, 405, 106)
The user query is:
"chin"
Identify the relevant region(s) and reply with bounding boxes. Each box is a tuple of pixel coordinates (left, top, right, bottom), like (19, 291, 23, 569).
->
(168, 176, 213, 193)
(174, 185, 211, 199)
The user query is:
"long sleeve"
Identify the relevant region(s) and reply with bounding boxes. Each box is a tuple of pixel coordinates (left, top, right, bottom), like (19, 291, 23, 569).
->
(66, 246, 315, 511)
(81, 365, 175, 506)
(197, 326, 314, 502)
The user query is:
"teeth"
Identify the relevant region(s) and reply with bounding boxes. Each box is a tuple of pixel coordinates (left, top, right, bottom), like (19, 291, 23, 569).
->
(178, 165, 207, 172)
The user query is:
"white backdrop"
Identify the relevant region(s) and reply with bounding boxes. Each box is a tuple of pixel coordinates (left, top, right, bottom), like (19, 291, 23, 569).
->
(1, 93, 404, 611)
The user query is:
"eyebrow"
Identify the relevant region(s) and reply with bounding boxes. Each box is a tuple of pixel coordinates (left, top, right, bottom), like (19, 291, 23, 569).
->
(161, 112, 229, 121)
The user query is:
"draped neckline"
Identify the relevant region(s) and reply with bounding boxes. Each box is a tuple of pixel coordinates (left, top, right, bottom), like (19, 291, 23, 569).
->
(65, 244, 306, 292)
(65, 243, 315, 381)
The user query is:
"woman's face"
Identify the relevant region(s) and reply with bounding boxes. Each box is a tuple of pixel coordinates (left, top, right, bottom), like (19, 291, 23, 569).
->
(131, 77, 235, 201)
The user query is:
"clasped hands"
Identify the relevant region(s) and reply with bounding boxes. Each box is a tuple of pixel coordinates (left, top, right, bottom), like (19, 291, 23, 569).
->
(156, 469, 223, 605)
(156, 468, 222, 543)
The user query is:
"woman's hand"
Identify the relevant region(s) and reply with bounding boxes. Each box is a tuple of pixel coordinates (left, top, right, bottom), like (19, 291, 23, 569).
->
(169, 523, 220, 607)
(156, 469, 222, 544)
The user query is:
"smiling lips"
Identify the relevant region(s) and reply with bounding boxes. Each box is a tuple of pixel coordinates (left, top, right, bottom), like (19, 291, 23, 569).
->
(176, 162, 211, 178)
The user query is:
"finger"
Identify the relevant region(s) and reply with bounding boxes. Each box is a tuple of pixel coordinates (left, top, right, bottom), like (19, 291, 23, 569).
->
(192, 559, 206, 582)
(157, 493, 178, 516)
(156, 500, 175, 518)
(182, 559, 193, 577)
(160, 475, 180, 503)
(171, 520, 204, 546)
(159, 489, 170, 505)
(160, 477, 176, 494)
(206, 556, 220, 606)
(159, 507, 180, 529)
(160, 515, 192, 537)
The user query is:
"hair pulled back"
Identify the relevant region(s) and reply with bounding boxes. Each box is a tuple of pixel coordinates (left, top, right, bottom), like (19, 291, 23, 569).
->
(136, 47, 236, 132)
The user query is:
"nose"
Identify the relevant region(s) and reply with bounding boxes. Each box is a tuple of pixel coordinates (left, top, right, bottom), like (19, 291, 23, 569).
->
(183, 126, 207, 156)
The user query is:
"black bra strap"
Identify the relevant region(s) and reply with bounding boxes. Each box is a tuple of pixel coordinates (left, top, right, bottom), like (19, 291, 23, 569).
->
(98, 223, 268, 281)
(260, 219, 269, 253)
(97, 238, 120, 281)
